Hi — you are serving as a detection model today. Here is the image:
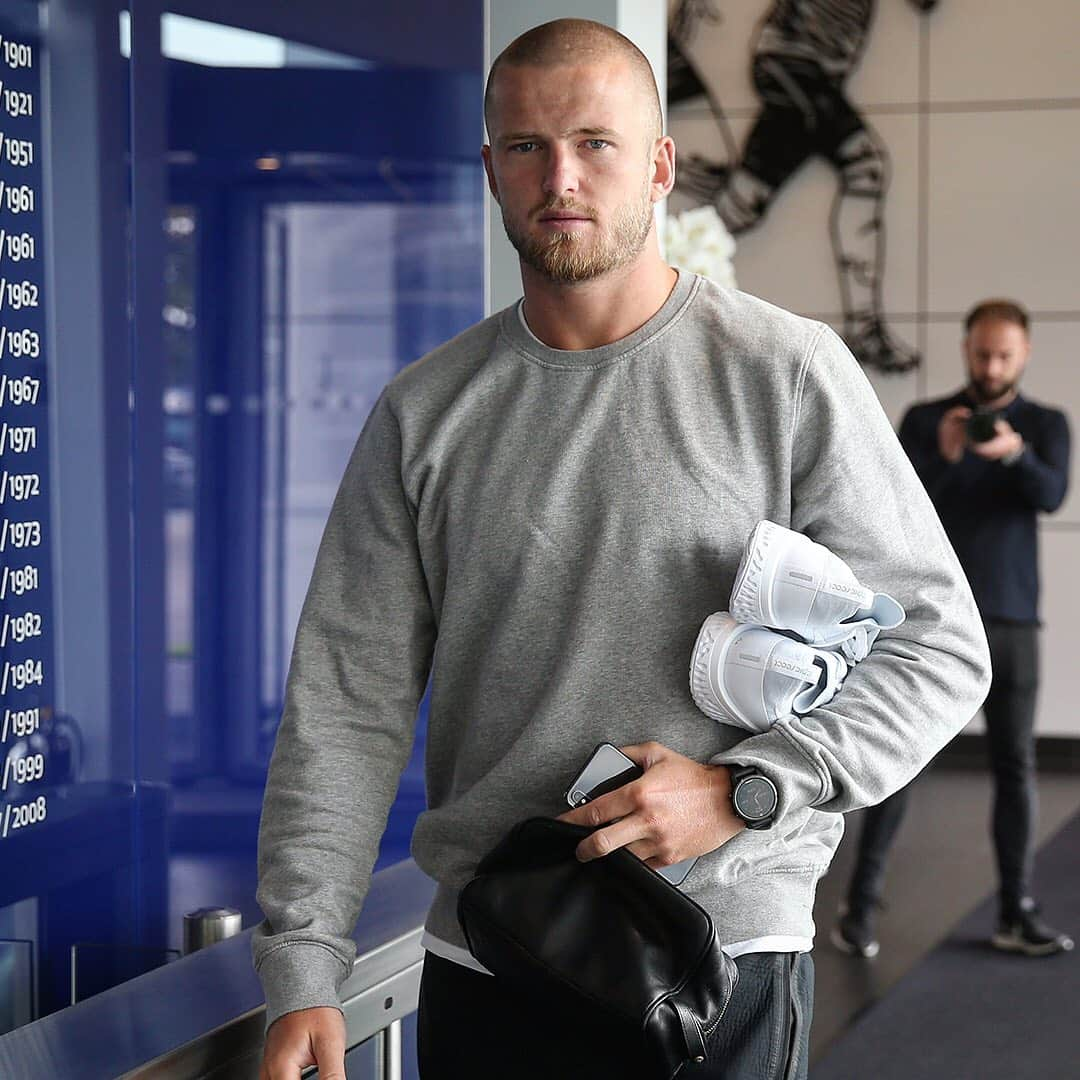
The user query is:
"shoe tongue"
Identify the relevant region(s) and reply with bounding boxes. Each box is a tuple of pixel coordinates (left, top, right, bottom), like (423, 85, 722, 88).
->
(805, 592, 907, 652)
(857, 592, 905, 629)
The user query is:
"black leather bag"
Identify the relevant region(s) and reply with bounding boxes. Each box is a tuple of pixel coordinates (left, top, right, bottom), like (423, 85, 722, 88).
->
(457, 817, 739, 1079)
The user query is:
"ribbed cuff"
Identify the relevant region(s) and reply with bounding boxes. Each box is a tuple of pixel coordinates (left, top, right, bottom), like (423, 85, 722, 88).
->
(256, 941, 350, 1031)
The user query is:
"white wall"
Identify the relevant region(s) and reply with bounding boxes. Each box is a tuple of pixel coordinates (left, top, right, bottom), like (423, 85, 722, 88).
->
(669, 0, 1080, 736)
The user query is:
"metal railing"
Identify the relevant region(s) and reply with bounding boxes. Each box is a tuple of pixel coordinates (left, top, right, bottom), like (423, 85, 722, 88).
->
(127, 926, 425, 1079)
(0, 860, 435, 1079)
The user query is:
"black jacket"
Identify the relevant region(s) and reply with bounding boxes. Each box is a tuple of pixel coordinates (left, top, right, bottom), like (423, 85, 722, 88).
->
(899, 390, 1070, 623)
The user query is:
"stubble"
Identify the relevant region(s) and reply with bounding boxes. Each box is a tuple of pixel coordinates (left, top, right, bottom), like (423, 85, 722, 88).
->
(501, 179, 655, 284)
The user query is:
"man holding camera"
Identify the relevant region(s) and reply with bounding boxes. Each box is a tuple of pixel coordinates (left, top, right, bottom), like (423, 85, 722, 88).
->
(833, 299, 1073, 959)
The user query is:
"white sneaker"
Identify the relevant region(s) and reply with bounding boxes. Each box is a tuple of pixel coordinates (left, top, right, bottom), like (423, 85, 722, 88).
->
(689, 612, 849, 733)
(730, 520, 905, 663)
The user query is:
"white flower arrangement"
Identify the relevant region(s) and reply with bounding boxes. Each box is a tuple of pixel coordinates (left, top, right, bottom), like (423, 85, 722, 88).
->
(661, 205, 737, 289)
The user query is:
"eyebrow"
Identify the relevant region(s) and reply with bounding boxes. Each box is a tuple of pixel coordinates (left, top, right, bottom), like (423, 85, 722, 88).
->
(496, 126, 621, 147)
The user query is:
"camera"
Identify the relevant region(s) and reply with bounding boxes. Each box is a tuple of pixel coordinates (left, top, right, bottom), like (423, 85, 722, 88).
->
(966, 408, 1001, 443)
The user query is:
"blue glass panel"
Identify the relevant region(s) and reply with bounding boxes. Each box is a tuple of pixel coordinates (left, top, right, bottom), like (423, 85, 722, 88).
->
(153, 54, 483, 888)
(0, 0, 484, 1052)
(142, 17, 484, 1077)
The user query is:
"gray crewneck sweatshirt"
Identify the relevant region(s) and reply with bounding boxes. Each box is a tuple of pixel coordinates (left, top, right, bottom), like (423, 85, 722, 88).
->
(252, 272, 990, 1028)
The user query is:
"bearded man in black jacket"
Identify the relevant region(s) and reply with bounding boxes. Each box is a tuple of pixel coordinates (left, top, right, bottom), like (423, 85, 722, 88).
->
(833, 298, 1074, 959)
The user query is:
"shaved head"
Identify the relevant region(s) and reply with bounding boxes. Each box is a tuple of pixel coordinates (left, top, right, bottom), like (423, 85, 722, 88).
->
(484, 18, 663, 144)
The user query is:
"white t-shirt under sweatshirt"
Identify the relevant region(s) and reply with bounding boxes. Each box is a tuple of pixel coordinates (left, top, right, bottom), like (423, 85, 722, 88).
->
(252, 271, 990, 1028)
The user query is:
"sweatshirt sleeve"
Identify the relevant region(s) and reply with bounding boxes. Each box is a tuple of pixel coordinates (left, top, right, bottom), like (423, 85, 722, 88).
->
(251, 391, 436, 1030)
(1008, 408, 1070, 512)
(712, 326, 991, 816)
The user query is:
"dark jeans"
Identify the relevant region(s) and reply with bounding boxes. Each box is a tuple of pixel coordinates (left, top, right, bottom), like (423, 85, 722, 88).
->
(417, 950, 813, 1080)
(847, 621, 1039, 916)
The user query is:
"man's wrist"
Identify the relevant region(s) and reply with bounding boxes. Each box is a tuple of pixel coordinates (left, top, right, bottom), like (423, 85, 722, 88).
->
(727, 765, 780, 830)
(708, 764, 740, 821)
(1001, 438, 1026, 466)
(706, 764, 750, 850)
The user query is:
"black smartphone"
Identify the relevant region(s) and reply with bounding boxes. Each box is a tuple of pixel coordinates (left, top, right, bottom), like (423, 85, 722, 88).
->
(564, 742, 699, 887)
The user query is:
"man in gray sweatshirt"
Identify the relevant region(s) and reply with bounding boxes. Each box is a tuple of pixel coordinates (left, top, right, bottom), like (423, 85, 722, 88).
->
(255, 18, 990, 1080)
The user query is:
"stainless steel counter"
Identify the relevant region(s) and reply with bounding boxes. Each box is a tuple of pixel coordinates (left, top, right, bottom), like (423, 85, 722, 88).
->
(0, 859, 435, 1079)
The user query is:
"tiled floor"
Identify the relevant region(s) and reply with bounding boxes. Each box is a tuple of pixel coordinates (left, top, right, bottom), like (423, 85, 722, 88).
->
(809, 762, 1080, 1065)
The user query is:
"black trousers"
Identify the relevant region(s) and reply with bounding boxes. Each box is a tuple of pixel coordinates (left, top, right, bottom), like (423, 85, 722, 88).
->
(847, 621, 1039, 915)
(417, 950, 813, 1080)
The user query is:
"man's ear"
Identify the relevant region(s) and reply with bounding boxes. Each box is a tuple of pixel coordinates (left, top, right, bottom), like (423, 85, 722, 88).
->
(650, 136, 676, 202)
(481, 145, 501, 204)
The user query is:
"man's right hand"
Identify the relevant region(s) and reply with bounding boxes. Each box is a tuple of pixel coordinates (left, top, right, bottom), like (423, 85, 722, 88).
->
(938, 405, 971, 463)
(260, 1006, 346, 1080)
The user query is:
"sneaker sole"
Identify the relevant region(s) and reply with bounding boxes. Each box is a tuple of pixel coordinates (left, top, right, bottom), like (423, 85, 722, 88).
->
(689, 613, 758, 730)
(829, 926, 879, 959)
(990, 932, 1075, 957)
(730, 519, 784, 628)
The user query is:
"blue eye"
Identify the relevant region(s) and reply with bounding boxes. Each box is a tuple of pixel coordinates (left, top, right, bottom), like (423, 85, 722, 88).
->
(508, 142, 537, 153)
(586, 139, 609, 150)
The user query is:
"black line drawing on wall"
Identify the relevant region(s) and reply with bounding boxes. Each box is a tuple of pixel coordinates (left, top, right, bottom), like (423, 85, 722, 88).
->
(670, 0, 937, 373)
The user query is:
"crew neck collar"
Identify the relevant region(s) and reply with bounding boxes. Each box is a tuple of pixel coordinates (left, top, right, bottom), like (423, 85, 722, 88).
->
(960, 386, 1024, 413)
(502, 270, 698, 371)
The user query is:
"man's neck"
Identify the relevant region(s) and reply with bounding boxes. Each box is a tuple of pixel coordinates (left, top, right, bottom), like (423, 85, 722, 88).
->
(519, 254, 679, 352)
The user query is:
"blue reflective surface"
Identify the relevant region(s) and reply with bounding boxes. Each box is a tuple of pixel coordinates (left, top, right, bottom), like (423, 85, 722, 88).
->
(0, 0, 483, 1045)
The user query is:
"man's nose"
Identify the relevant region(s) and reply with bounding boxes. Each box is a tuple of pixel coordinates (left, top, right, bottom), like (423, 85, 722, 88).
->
(542, 146, 579, 197)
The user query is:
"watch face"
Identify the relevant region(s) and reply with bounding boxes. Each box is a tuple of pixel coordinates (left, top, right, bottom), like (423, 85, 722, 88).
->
(735, 776, 777, 821)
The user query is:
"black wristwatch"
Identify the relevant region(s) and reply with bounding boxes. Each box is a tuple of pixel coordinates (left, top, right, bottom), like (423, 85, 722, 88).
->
(729, 766, 779, 830)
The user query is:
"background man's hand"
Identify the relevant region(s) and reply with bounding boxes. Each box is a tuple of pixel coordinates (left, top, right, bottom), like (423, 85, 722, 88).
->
(938, 405, 971, 463)
(260, 1006, 346, 1080)
(970, 418, 1024, 461)
(556, 742, 744, 869)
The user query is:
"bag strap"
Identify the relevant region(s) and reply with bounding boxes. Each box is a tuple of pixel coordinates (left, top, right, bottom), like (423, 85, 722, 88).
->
(672, 1000, 707, 1065)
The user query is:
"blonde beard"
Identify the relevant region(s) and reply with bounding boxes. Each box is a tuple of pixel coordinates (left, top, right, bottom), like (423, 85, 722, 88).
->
(505, 188, 655, 284)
